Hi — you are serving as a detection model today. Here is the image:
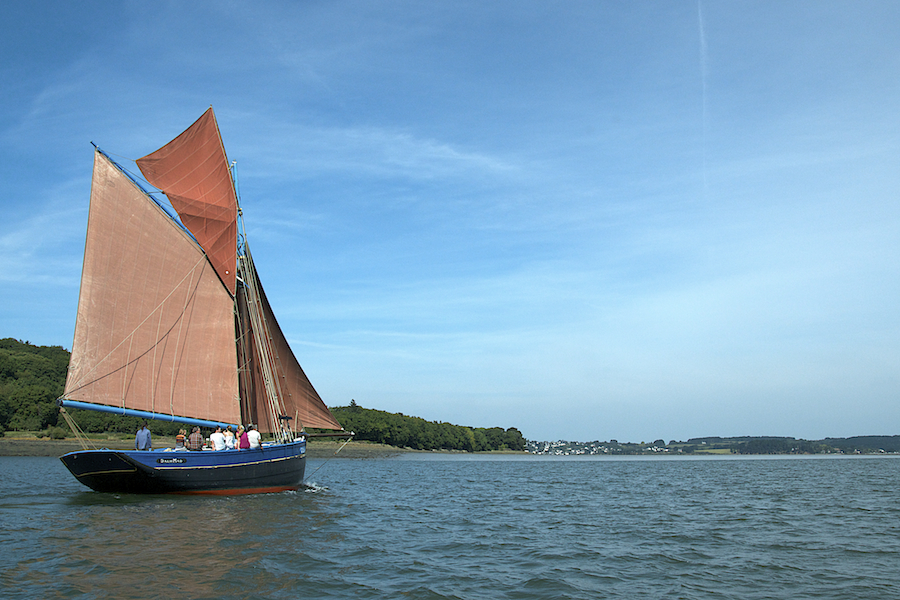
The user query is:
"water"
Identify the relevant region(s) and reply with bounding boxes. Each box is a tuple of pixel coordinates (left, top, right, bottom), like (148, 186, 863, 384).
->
(2, 454, 899, 599)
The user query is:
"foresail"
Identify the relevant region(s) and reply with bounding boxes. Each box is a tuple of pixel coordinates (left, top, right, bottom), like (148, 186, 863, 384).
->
(136, 108, 238, 295)
(236, 256, 343, 432)
(260, 289, 343, 430)
(64, 152, 240, 425)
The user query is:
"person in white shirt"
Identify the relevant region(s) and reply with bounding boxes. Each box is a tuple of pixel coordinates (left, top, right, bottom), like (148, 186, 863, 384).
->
(209, 426, 226, 451)
(246, 424, 262, 450)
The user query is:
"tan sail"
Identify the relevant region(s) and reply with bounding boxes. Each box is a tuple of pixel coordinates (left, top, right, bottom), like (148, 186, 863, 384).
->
(236, 255, 343, 432)
(136, 108, 238, 295)
(64, 151, 240, 425)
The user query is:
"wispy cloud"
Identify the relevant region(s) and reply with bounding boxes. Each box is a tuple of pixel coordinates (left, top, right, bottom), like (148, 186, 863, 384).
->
(241, 121, 519, 182)
(1, 182, 87, 286)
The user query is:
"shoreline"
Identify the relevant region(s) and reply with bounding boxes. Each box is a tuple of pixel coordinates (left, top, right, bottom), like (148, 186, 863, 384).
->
(5, 436, 876, 459)
(0, 436, 410, 459)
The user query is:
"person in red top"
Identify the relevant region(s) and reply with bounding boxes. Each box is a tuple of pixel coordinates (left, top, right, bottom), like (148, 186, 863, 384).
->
(238, 426, 250, 450)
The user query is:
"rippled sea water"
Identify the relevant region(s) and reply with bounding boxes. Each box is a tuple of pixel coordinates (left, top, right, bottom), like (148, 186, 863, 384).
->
(1, 454, 899, 599)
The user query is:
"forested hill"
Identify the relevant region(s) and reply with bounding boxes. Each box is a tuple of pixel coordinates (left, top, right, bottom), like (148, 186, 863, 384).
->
(329, 402, 526, 452)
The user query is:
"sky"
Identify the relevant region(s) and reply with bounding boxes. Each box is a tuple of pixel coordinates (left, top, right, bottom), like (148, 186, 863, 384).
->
(2, 1, 899, 443)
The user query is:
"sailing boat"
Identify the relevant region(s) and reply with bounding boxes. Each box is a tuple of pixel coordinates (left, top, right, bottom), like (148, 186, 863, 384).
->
(58, 108, 347, 494)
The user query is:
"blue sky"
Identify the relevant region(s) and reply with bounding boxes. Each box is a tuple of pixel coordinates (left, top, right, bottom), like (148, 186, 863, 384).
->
(3, 1, 899, 442)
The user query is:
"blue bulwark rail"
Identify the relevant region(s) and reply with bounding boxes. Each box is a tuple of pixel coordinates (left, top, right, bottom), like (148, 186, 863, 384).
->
(58, 399, 239, 430)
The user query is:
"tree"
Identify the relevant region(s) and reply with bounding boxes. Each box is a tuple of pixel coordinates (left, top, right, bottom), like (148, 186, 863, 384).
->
(504, 428, 526, 451)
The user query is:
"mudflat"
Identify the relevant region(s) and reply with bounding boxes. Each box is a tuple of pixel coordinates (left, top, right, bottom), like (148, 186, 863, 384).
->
(0, 438, 129, 456)
(307, 439, 407, 459)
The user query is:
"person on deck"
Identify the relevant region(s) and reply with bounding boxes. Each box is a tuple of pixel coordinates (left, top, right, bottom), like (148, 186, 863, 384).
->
(186, 426, 204, 451)
(238, 425, 250, 450)
(209, 426, 226, 451)
(224, 425, 235, 450)
(247, 424, 262, 450)
(175, 429, 186, 450)
(135, 422, 152, 451)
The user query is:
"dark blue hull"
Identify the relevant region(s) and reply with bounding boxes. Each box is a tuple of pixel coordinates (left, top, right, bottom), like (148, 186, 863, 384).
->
(59, 440, 306, 495)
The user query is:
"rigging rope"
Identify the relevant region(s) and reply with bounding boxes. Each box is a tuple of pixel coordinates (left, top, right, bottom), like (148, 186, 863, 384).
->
(238, 246, 289, 435)
(304, 436, 354, 482)
(59, 408, 97, 451)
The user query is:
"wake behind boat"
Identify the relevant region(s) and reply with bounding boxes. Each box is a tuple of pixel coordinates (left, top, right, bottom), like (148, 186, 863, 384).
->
(58, 108, 348, 494)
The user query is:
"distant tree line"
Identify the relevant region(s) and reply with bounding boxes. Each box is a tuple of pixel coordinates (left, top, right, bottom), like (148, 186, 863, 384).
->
(328, 400, 526, 452)
(676, 435, 900, 455)
(824, 436, 900, 453)
(735, 438, 832, 454)
(532, 435, 900, 455)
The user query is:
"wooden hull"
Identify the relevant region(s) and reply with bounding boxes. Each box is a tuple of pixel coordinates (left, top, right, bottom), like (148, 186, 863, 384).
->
(59, 439, 306, 495)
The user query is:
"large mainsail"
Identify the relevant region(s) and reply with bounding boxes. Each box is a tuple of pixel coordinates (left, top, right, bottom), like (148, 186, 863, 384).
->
(64, 152, 241, 425)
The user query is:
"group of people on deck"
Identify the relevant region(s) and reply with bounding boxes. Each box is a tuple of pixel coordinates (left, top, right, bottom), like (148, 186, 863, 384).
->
(206, 424, 261, 451)
(141, 423, 263, 452)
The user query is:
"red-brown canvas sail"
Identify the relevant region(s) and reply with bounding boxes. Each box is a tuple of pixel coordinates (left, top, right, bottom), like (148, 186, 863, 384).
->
(236, 260, 343, 432)
(64, 151, 240, 425)
(136, 108, 238, 295)
(258, 279, 342, 430)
